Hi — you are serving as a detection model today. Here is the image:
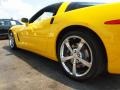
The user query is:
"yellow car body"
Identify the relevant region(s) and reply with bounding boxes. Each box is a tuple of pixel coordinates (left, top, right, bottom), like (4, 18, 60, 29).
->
(10, 2, 120, 76)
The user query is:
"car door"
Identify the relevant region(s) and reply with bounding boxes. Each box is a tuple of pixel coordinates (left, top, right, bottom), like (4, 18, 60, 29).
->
(28, 12, 53, 53)
(16, 24, 31, 49)
(22, 3, 62, 55)
(27, 14, 56, 55)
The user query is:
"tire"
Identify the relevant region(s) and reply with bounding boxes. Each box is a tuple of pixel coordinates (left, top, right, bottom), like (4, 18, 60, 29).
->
(8, 32, 17, 49)
(57, 30, 106, 81)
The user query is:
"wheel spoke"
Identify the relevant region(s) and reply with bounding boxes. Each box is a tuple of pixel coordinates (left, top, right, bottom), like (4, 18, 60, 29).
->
(65, 39, 73, 54)
(72, 58, 77, 76)
(61, 56, 74, 62)
(60, 35, 93, 77)
(11, 37, 13, 44)
(9, 33, 14, 48)
(61, 43, 64, 57)
(77, 39, 85, 51)
(77, 57, 91, 68)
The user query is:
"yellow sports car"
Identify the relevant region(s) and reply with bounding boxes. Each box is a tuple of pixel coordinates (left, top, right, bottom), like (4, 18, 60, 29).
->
(9, 2, 120, 81)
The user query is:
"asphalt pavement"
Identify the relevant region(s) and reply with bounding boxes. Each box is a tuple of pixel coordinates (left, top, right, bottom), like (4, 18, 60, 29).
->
(0, 40, 120, 90)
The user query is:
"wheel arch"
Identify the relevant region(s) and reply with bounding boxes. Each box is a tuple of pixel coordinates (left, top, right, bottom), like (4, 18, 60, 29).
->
(56, 25, 108, 72)
(8, 30, 17, 39)
(8, 29, 15, 35)
(8, 29, 12, 33)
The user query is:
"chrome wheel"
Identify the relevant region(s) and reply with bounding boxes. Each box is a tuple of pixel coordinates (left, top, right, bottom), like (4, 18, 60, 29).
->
(9, 32, 15, 49)
(60, 36, 93, 77)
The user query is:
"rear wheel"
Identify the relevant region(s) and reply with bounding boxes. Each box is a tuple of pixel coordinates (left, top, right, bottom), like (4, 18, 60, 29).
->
(9, 32, 17, 49)
(57, 31, 106, 81)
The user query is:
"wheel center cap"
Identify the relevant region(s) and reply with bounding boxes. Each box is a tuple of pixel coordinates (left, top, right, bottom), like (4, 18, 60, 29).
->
(73, 49, 82, 58)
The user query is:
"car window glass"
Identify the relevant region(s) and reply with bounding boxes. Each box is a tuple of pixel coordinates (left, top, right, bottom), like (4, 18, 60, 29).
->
(29, 2, 62, 23)
(0, 21, 5, 26)
(41, 12, 53, 20)
(16, 21, 22, 25)
(11, 21, 16, 25)
(4, 21, 10, 26)
(35, 12, 53, 22)
(65, 2, 98, 12)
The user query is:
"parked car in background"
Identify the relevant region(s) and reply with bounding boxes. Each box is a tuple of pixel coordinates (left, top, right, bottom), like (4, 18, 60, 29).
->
(0, 19, 22, 39)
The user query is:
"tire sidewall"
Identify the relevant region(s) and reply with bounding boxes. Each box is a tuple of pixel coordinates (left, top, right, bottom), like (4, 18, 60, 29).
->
(57, 31, 104, 81)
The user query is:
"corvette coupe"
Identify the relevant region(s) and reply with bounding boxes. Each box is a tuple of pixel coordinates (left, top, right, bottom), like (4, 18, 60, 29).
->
(9, 2, 120, 81)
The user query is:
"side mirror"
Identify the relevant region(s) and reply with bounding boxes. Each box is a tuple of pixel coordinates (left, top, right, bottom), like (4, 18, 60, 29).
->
(21, 18, 29, 23)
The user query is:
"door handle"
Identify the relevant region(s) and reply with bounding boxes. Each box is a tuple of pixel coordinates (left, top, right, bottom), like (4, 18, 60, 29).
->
(50, 17, 54, 24)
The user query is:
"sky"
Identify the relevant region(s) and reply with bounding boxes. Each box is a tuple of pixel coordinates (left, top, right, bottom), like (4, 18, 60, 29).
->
(0, 0, 120, 20)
